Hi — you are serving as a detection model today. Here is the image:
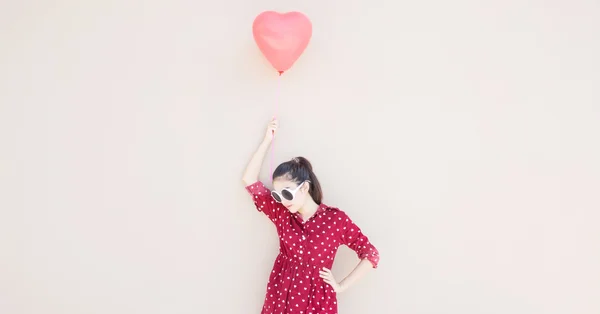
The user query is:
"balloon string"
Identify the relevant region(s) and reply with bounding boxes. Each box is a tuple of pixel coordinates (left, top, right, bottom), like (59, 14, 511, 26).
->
(270, 72, 282, 184)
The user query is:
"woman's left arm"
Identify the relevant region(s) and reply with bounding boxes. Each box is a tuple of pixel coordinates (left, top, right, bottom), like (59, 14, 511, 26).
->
(321, 213, 380, 293)
(321, 258, 374, 293)
(339, 258, 376, 292)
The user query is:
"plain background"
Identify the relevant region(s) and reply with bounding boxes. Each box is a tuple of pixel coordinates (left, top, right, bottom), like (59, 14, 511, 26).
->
(1, 0, 599, 313)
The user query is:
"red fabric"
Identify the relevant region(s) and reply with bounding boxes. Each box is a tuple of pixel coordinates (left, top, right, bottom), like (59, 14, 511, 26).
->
(245, 181, 380, 314)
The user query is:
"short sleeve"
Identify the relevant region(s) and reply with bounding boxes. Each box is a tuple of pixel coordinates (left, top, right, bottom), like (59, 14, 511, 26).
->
(340, 214, 380, 268)
(245, 181, 282, 223)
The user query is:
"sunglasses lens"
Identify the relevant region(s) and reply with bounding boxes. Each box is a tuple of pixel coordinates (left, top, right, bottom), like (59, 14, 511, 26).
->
(271, 191, 282, 202)
(281, 190, 293, 201)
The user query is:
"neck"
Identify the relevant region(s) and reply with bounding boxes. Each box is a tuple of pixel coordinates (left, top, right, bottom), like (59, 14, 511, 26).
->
(298, 198, 319, 221)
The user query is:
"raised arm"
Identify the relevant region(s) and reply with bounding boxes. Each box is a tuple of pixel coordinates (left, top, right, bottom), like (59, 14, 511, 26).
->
(242, 117, 278, 186)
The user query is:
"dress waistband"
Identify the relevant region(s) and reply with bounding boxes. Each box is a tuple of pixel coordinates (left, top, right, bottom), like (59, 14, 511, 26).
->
(277, 253, 325, 269)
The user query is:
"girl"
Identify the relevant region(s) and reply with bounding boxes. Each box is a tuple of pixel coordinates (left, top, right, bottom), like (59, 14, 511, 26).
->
(242, 117, 379, 314)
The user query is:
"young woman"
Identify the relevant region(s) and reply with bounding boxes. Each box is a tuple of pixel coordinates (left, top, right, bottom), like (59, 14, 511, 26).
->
(242, 117, 380, 314)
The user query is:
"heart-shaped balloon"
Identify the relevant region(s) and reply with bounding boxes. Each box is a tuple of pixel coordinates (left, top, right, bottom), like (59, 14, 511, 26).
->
(252, 11, 312, 75)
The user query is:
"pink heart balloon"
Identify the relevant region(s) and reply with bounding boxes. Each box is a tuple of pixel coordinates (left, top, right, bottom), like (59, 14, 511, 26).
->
(252, 11, 312, 75)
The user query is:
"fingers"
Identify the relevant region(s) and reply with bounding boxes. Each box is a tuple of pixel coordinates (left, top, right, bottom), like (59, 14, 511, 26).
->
(320, 267, 338, 291)
(319, 267, 333, 280)
(267, 120, 278, 129)
(266, 117, 279, 138)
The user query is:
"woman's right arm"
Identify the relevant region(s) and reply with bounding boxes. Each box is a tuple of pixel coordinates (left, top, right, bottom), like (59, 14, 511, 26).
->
(242, 117, 278, 186)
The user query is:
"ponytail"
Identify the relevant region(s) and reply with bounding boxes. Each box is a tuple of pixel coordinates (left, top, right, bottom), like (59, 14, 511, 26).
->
(295, 157, 323, 204)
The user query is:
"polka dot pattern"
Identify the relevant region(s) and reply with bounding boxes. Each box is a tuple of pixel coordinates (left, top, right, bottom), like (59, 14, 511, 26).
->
(246, 181, 380, 314)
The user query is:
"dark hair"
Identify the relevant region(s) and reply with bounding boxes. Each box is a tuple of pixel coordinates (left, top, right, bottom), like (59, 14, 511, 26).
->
(272, 156, 323, 204)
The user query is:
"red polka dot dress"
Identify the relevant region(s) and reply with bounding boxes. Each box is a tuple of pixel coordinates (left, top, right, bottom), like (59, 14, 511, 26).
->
(246, 181, 380, 314)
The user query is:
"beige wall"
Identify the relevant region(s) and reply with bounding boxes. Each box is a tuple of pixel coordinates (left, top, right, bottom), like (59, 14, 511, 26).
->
(1, 0, 599, 313)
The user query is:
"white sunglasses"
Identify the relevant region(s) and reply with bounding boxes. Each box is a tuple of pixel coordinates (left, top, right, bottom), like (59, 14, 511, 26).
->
(271, 181, 310, 203)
